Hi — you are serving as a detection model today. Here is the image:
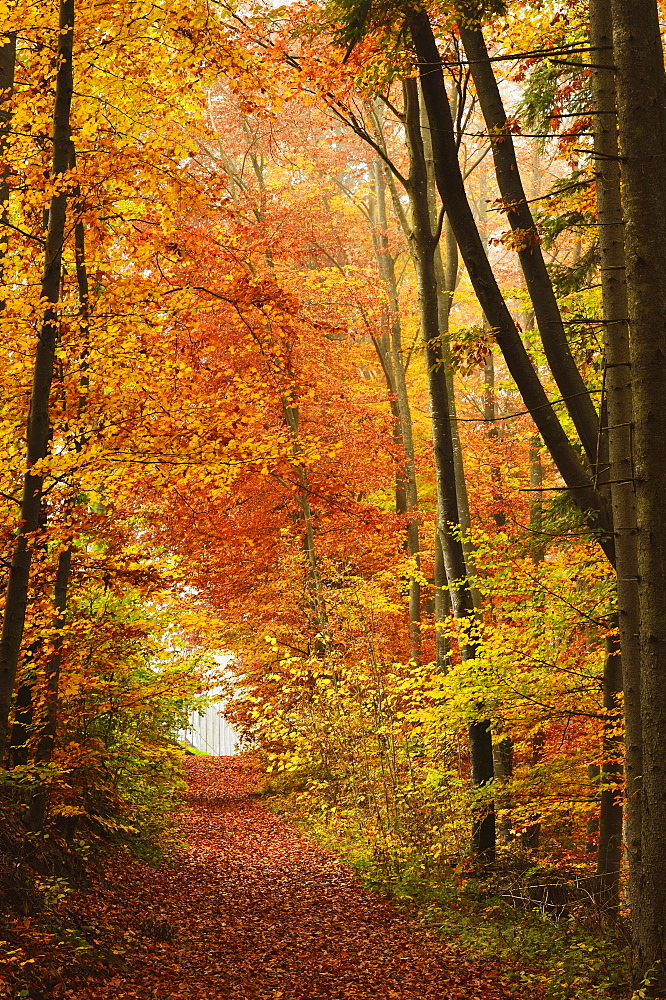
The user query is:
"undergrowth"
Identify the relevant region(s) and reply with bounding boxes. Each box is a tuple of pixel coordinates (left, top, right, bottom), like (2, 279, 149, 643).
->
(264, 782, 631, 1000)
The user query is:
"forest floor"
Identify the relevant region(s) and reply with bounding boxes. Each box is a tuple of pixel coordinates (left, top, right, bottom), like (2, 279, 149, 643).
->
(40, 755, 525, 999)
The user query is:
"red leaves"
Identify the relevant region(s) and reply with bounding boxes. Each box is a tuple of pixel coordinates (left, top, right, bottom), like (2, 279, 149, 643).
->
(59, 757, 518, 999)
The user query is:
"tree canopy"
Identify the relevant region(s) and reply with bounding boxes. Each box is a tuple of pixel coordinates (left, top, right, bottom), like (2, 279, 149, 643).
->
(1, 0, 666, 996)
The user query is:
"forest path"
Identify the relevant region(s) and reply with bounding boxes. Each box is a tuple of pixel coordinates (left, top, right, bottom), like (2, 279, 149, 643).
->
(70, 756, 515, 999)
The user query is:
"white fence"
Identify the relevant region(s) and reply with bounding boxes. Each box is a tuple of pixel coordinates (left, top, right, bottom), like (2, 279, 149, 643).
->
(179, 702, 239, 756)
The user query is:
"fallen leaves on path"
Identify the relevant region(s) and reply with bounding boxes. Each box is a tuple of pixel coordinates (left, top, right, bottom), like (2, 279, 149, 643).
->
(61, 756, 519, 999)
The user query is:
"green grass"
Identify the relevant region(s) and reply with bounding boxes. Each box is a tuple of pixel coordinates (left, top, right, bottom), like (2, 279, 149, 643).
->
(177, 741, 210, 756)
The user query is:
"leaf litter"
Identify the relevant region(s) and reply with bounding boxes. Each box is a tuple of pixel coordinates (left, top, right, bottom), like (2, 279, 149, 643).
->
(58, 756, 520, 999)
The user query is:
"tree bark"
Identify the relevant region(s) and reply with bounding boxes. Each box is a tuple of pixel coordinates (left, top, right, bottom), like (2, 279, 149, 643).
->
(458, 20, 602, 472)
(27, 545, 71, 831)
(0, 31, 16, 302)
(370, 158, 422, 661)
(27, 143, 90, 831)
(403, 76, 495, 860)
(596, 624, 623, 914)
(419, 88, 479, 601)
(590, 0, 641, 923)
(0, 0, 75, 760)
(407, 7, 614, 565)
(590, 0, 638, 921)
(281, 399, 331, 657)
(433, 530, 451, 673)
(611, 0, 666, 985)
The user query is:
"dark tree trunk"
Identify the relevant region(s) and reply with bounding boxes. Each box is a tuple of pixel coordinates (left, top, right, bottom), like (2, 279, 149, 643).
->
(0, 31, 16, 301)
(433, 531, 451, 673)
(0, 0, 75, 759)
(403, 76, 495, 860)
(27, 546, 72, 831)
(27, 143, 90, 832)
(596, 625, 623, 914)
(369, 159, 421, 661)
(420, 93, 479, 602)
(7, 676, 33, 769)
(407, 8, 614, 565)
(281, 400, 330, 657)
(522, 729, 545, 852)
(458, 20, 602, 472)
(586, 764, 601, 855)
(590, 0, 641, 922)
(611, 0, 666, 986)
(590, 0, 635, 920)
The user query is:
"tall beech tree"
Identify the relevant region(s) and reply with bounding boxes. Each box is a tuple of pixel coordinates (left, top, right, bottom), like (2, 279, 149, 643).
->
(329, 0, 666, 980)
(297, 77, 497, 854)
(401, 75, 494, 857)
(457, 17, 603, 474)
(404, 9, 613, 563)
(0, 0, 75, 759)
(368, 157, 422, 662)
(589, 0, 632, 917)
(0, 30, 15, 298)
(611, 0, 666, 987)
(3, 6, 666, 995)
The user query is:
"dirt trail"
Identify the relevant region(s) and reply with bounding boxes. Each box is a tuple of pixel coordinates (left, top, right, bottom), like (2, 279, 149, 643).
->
(67, 757, 515, 999)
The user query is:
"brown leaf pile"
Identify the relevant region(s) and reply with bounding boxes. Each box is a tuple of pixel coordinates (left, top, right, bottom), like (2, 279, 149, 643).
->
(58, 756, 517, 999)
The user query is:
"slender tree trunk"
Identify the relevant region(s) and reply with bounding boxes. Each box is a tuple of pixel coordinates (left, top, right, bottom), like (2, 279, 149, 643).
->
(434, 223, 479, 600)
(8, 667, 34, 769)
(27, 545, 71, 831)
(596, 624, 623, 913)
(403, 76, 494, 860)
(529, 440, 546, 562)
(0, 31, 16, 302)
(478, 169, 507, 529)
(407, 8, 614, 565)
(458, 20, 602, 472)
(481, 322, 513, 845)
(611, 0, 666, 985)
(586, 763, 601, 854)
(590, 0, 641, 923)
(433, 530, 450, 673)
(281, 400, 330, 657)
(0, 0, 75, 759)
(370, 159, 422, 661)
(492, 735, 512, 847)
(419, 92, 478, 602)
(522, 729, 545, 852)
(27, 144, 90, 831)
(523, 408, 547, 852)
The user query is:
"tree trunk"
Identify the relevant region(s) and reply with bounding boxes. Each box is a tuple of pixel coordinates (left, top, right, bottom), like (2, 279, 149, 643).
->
(596, 624, 623, 914)
(611, 0, 666, 985)
(0, 31, 16, 301)
(433, 530, 450, 673)
(586, 762, 601, 854)
(478, 170, 507, 530)
(590, 0, 641, 923)
(482, 328, 513, 845)
(27, 143, 90, 831)
(407, 7, 614, 565)
(522, 729, 545, 852)
(458, 20, 602, 472)
(370, 159, 422, 661)
(403, 76, 495, 860)
(0, 0, 75, 760)
(434, 221, 479, 602)
(7, 673, 33, 769)
(281, 399, 330, 657)
(27, 545, 72, 831)
(419, 90, 479, 602)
